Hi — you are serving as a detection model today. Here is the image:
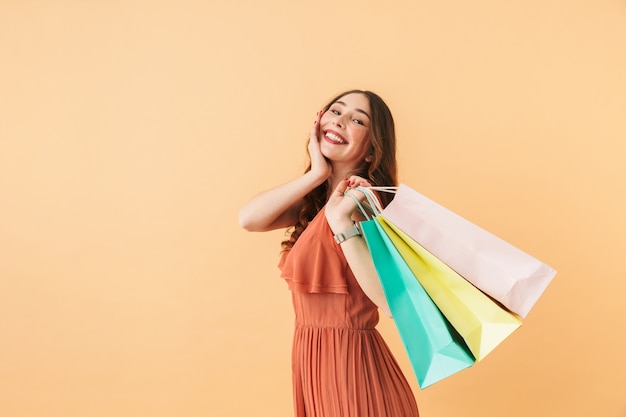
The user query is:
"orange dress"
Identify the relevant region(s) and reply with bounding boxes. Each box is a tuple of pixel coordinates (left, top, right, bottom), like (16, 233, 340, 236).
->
(279, 208, 419, 417)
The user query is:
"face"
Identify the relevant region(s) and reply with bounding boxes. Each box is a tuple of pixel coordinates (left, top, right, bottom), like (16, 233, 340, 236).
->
(319, 93, 372, 169)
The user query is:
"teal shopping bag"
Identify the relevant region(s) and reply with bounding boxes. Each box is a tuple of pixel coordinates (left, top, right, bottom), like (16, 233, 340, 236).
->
(360, 218, 475, 389)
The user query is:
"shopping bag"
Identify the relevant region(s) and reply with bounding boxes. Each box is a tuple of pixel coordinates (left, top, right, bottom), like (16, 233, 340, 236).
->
(378, 217, 522, 361)
(360, 218, 475, 389)
(381, 184, 556, 318)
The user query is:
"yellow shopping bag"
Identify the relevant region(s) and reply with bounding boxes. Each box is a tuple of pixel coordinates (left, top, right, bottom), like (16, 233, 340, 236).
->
(379, 217, 522, 361)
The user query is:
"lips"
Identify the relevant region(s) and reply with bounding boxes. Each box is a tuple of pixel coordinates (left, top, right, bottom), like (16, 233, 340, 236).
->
(323, 130, 347, 144)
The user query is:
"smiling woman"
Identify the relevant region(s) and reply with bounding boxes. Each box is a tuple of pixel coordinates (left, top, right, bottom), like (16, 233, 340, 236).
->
(319, 93, 372, 166)
(238, 90, 419, 417)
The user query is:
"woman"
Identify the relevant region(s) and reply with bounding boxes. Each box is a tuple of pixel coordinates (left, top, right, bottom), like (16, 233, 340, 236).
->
(239, 90, 419, 417)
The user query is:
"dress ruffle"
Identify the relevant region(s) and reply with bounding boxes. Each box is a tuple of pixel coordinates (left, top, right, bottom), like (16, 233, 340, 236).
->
(278, 208, 349, 294)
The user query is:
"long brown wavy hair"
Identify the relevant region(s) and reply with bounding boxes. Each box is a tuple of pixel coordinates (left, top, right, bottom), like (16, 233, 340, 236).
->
(281, 90, 398, 251)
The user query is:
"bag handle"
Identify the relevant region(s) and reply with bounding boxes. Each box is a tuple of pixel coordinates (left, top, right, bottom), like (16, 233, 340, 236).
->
(367, 186, 398, 194)
(359, 187, 383, 216)
(343, 192, 374, 220)
(340, 185, 398, 220)
(342, 186, 397, 219)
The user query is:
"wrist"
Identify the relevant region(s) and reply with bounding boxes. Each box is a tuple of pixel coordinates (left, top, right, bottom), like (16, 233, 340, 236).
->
(332, 222, 362, 244)
(326, 215, 354, 234)
(305, 170, 329, 187)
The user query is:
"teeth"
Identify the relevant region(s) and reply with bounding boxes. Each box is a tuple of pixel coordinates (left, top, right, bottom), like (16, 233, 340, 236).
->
(326, 132, 346, 144)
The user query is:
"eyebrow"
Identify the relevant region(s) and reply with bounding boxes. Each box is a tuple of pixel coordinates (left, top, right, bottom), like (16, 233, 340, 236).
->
(334, 100, 371, 120)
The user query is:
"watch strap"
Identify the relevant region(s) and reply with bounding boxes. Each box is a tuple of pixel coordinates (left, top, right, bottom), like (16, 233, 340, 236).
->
(333, 222, 362, 244)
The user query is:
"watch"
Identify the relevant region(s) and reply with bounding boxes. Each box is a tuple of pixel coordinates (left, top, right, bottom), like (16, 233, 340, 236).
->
(333, 222, 362, 244)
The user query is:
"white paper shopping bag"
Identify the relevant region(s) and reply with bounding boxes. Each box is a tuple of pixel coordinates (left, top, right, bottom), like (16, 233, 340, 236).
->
(381, 184, 556, 318)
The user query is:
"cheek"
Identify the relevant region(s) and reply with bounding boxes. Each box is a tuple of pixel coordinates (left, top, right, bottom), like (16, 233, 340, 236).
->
(352, 129, 370, 147)
(320, 112, 332, 125)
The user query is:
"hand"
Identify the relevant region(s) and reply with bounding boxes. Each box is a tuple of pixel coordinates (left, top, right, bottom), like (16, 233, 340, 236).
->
(308, 110, 332, 181)
(325, 176, 372, 232)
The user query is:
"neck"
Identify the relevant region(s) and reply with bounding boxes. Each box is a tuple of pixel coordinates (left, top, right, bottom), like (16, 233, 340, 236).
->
(326, 164, 361, 197)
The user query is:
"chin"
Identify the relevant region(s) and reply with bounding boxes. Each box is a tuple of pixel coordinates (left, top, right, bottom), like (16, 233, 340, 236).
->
(319, 145, 333, 159)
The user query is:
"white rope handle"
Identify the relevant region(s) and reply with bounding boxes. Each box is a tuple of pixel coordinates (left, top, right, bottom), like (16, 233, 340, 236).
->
(367, 186, 398, 194)
(342, 185, 397, 220)
(355, 187, 382, 216)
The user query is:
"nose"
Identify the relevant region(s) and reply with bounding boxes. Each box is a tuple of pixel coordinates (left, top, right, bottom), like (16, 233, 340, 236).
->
(333, 114, 345, 128)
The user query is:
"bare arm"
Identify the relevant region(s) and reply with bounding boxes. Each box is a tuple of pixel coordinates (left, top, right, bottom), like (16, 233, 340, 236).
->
(238, 171, 327, 231)
(325, 177, 392, 318)
(239, 110, 331, 232)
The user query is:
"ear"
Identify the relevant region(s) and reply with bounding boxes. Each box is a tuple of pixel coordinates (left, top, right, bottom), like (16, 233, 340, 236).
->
(365, 154, 373, 163)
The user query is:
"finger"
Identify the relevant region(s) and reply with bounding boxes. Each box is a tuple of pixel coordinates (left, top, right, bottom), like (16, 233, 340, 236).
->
(344, 187, 368, 202)
(332, 179, 350, 197)
(310, 110, 324, 138)
(347, 175, 372, 188)
(309, 121, 321, 152)
(310, 123, 318, 141)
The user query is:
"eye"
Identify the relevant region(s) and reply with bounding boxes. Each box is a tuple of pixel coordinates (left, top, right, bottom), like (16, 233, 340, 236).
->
(353, 119, 364, 125)
(331, 109, 340, 115)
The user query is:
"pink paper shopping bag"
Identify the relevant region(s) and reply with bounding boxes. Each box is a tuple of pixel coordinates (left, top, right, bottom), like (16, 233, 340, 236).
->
(381, 184, 556, 318)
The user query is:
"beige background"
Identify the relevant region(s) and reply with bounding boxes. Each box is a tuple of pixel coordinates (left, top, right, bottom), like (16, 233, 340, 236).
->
(1, 1, 625, 416)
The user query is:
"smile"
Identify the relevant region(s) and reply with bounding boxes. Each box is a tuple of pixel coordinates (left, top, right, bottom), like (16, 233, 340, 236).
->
(324, 131, 347, 144)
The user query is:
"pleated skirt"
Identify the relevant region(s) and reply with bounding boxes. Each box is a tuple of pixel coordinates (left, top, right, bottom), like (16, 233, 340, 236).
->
(292, 324, 419, 417)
